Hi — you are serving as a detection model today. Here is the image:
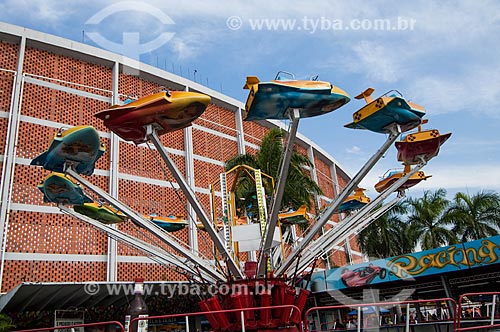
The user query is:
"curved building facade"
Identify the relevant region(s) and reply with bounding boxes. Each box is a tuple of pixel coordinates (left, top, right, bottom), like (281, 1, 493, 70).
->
(0, 22, 362, 293)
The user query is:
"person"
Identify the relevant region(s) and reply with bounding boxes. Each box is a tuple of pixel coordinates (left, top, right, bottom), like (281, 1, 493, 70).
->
(480, 302, 487, 317)
(334, 318, 345, 330)
(409, 311, 416, 324)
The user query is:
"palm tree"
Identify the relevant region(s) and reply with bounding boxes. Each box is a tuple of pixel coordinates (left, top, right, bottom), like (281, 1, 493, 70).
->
(446, 191, 500, 242)
(406, 188, 458, 250)
(357, 202, 414, 258)
(225, 127, 322, 220)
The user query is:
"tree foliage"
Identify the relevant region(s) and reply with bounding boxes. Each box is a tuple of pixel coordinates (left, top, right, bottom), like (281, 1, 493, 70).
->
(225, 127, 322, 220)
(357, 188, 500, 257)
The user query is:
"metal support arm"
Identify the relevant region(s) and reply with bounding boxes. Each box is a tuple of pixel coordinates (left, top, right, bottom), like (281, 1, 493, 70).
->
(257, 108, 301, 276)
(276, 125, 402, 275)
(59, 205, 220, 282)
(290, 193, 404, 276)
(278, 159, 425, 276)
(146, 127, 244, 279)
(64, 168, 225, 282)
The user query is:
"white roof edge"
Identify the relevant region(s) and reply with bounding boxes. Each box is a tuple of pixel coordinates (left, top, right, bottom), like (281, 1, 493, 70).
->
(0, 22, 244, 109)
(0, 22, 351, 180)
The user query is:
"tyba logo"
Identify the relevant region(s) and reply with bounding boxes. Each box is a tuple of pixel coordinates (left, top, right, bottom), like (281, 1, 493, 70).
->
(85, 1, 175, 60)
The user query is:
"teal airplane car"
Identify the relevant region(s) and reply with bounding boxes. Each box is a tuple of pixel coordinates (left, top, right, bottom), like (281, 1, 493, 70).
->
(37, 172, 93, 205)
(243, 72, 350, 121)
(31, 126, 105, 175)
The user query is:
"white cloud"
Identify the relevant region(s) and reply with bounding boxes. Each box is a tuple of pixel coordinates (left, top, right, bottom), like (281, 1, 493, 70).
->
(0, 0, 77, 27)
(346, 145, 363, 155)
(405, 0, 500, 47)
(409, 67, 500, 117)
(414, 164, 500, 192)
(344, 41, 401, 83)
(150, 0, 358, 21)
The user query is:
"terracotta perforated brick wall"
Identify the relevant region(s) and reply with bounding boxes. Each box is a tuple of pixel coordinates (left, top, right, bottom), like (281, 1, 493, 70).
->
(329, 248, 347, 267)
(0, 41, 18, 71)
(0, 117, 8, 156)
(23, 47, 112, 93)
(6, 211, 107, 254)
(241, 121, 266, 146)
(116, 262, 185, 282)
(117, 180, 186, 216)
(315, 157, 335, 198)
(294, 144, 307, 156)
(20, 83, 110, 131)
(192, 128, 238, 164)
(192, 158, 225, 190)
(197, 104, 237, 136)
(336, 172, 348, 192)
(244, 146, 258, 156)
(2, 260, 106, 292)
(0, 70, 14, 113)
(118, 72, 176, 98)
(0, 43, 16, 167)
(350, 237, 361, 253)
(118, 142, 183, 180)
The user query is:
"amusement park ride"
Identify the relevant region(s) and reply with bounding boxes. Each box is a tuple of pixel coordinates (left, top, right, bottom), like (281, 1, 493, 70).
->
(30, 71, 451, 332)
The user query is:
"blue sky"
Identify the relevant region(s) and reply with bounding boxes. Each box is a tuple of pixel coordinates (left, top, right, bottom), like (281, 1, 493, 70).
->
(1, 0, 499, 198)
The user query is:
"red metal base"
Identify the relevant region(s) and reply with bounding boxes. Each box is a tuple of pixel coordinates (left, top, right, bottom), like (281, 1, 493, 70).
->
(199, 272, 309, 332)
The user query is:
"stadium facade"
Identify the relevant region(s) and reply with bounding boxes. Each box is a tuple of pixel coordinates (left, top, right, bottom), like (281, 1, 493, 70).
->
(0, 22, 362, 294)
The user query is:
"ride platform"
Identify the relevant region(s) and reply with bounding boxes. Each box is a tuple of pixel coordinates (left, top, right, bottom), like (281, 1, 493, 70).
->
(278, 205, 309, 225)
(374, 164, 431, 193)
(199, 262, 309, 332)
(396, 124, 452, 164)
(243, 72, 350, 121)
(338, 188, 370, 213)
(37, 172, 93, 205)
(73, 202, 127, 224)
(345, 88, 425, 133)
(95, 91, 210, 144)
(148, 214, 189, 232)
(30, 126, 105, 175)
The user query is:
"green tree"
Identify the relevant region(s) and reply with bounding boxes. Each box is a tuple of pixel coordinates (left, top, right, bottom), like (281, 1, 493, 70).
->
(446, 191, 500, 242)
(225, 127, 322, 220)
(0, 313, 15, 332)
(406, 188, 457, 250)
(357, 202, 414, 258)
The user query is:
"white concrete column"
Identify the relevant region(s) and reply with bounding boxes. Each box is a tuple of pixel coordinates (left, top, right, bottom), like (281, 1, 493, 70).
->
(0, 36, 26, 290)
(235, 108, 246, 154)
(106, 61, 120, 281)
(184, 86, 198, 252)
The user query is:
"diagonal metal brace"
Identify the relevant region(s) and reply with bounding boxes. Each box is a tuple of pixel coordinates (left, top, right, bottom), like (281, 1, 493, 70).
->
(145, 125, 244, 279)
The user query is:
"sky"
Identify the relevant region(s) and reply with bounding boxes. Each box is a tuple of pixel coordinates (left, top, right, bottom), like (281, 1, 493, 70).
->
(1, 0, 499, 199)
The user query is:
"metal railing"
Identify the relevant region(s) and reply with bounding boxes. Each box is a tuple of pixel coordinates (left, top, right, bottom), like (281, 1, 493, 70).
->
(131, 305, 302, 332)
(305, 297, 457, 332)
(457, 292, 500, 331)
(14, 321, 125, 332)
(16, 293, 500, 332)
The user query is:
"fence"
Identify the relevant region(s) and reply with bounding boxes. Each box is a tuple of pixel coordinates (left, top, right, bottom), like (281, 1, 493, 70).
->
(305, 298, 457, 332)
